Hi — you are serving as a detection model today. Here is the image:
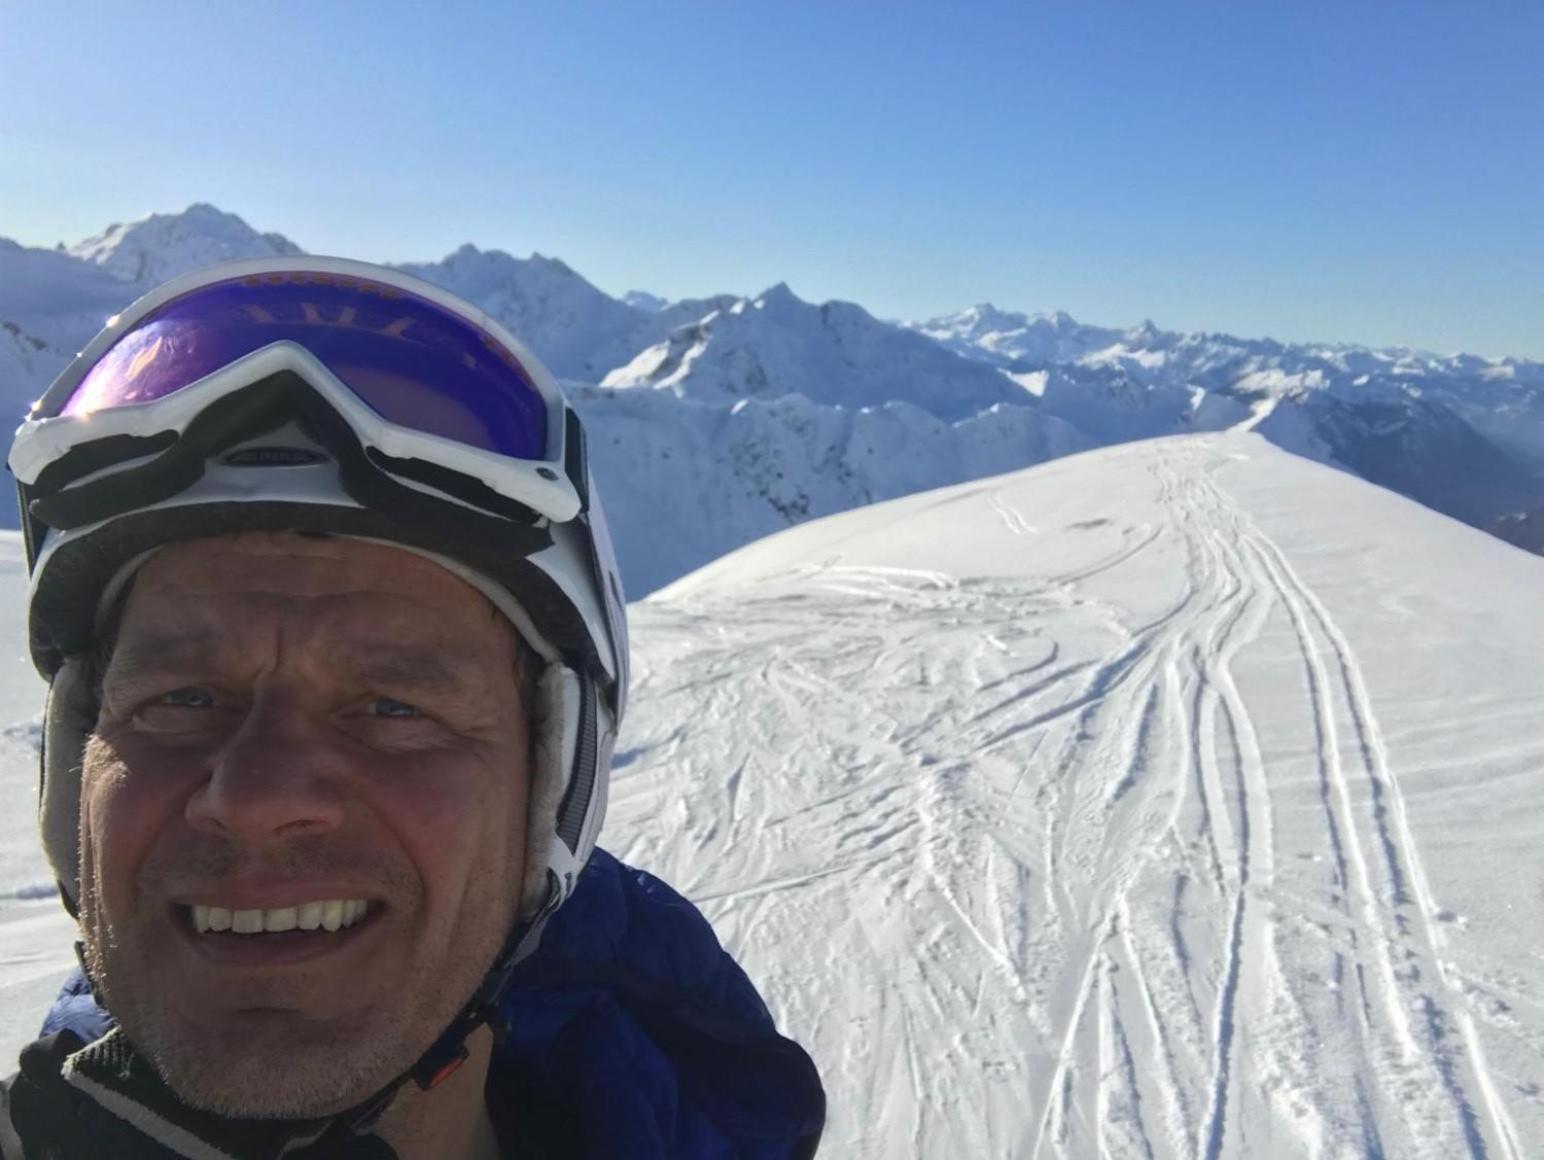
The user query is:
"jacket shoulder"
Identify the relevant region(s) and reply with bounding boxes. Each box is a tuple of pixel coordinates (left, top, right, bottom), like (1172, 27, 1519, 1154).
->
(505, 849, 826, 1157)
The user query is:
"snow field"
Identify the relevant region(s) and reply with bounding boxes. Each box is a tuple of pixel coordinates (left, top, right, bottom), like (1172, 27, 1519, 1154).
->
(613, 433, 1542, 1157)
(0, 533, 71, 1069)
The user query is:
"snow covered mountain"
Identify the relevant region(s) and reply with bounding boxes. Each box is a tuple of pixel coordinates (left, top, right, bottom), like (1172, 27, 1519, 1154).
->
(571, 384, 1084, 594)
(395, 244, 648, 381)
(602, 283, 1041, 420)
(622, 289, 669, 312)
(0, 206, 306, 423)
(393, 247, 739, 383)
(908, 301, 1125, 366)
(2, 205, 1540, 599)
(68, 202, 302, 287)
(0, 208, 1092, 595)
(913, 304, 1544, 550)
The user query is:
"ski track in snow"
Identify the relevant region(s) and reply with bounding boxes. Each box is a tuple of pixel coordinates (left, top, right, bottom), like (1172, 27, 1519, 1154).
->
(611, 440, 1534, 1159)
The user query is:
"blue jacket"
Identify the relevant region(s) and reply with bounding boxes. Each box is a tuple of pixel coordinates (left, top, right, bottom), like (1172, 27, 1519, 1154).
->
(37, 849, 825, 1158)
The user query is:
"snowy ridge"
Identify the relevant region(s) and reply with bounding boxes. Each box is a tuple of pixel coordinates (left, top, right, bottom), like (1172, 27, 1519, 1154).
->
(913, 302, 1544, 393)
(395, 244, 649, 382)
(619, 433, 1543, 1157)
(394, 246, 739, 384)
(908, 302, 1125, 367)
(916, 303, 1544, 466)
(1, 204, 1541, 595)
(602, 282, 1038, 421)
(911, 304, 1544, 549)
(622, 289, 669, 313)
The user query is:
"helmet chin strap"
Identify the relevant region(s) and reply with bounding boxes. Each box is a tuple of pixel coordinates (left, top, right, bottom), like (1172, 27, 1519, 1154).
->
(407, 874, 563, 1093)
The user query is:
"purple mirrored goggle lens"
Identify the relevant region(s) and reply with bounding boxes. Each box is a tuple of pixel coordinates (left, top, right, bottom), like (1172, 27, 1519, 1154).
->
(60, 274, 548, 459)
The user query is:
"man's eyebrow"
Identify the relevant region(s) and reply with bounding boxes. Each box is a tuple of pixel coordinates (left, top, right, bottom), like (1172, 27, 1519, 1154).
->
(343, 644, 471, 693)
(104, 632, 474, 695)
(105, 628, 224, 682)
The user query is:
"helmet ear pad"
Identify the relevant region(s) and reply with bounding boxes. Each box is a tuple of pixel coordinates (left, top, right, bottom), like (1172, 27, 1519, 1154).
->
(42, 656, 96, 912)
(517, 663, 616, 961)
(522, 663, 611, 919)
(522, 662, 576, 918)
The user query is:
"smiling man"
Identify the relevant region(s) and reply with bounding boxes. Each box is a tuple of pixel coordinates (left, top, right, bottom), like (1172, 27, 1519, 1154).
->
(0, 259, 824, 1158)
(83, 535, 533, 1141)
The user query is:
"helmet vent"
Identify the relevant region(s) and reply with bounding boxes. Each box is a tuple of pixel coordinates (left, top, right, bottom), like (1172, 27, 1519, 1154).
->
(221, 446, 331, 467)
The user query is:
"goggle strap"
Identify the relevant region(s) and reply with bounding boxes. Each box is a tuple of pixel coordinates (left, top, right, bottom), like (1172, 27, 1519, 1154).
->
(33, 431, 180, 495)
(25, 381, 309, 531)
(363, 445, 540, 525)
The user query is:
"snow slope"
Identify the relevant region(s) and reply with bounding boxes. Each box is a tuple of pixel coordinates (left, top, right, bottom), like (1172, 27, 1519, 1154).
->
(611, 432, 1543, 1158)
(1, 433, 1541, 1155)
(572, 385, 1086, 595)
(0, 532, 65, 1061)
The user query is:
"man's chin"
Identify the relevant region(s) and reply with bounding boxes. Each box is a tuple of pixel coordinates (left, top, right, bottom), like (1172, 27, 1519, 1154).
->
(138, 1012, 421, 1120)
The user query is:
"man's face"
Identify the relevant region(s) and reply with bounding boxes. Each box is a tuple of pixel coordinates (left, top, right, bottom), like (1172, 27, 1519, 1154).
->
(78, 532, 531, 1117)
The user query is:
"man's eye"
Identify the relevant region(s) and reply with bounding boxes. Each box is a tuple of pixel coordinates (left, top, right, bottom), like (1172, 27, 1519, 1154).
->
(160, 687, 215, 709)
(371, 698, 421, 719)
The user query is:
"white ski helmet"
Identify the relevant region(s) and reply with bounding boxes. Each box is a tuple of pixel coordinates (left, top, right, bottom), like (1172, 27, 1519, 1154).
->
(10, 257, 630, 985)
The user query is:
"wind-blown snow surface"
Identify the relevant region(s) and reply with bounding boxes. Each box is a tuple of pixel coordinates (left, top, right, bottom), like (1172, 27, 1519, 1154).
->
(609, 433, 1543, 1157)
(0, 434, 1541, 1152)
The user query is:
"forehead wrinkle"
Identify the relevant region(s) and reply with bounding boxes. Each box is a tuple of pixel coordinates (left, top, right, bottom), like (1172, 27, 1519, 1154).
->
(143, 533, 489, 605)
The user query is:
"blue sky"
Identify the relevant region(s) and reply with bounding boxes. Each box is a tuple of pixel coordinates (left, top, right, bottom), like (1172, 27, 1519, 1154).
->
(3, 1, 1540, 357)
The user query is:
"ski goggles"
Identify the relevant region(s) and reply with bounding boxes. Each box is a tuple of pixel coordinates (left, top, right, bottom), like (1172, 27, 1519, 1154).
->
(11, 261, 588, 538)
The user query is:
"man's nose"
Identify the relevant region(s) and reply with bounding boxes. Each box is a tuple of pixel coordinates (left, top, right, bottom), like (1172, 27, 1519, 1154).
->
(184, 692, 346, 845)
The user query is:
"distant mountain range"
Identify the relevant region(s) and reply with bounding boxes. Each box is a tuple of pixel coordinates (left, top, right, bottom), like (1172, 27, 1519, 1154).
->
(3, 204, 1539, 594)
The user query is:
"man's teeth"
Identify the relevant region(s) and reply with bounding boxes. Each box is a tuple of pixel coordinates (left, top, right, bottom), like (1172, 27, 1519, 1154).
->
(191, 900, 370, 934)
